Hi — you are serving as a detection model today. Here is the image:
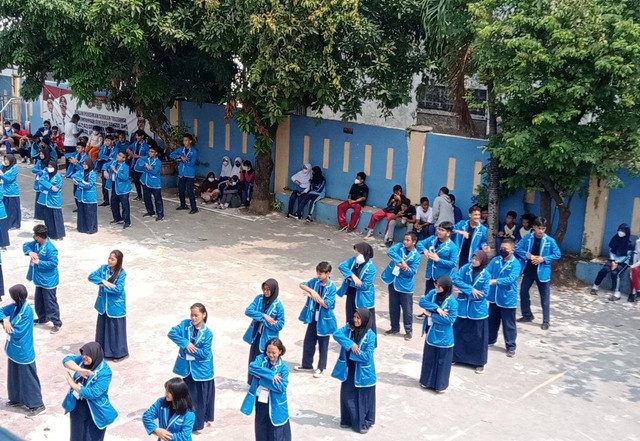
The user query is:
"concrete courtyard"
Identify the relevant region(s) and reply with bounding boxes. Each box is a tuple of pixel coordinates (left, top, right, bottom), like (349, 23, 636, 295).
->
(0, 162, 639, 441)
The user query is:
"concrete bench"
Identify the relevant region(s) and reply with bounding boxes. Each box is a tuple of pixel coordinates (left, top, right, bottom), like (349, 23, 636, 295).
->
(575, 260, 631, 293)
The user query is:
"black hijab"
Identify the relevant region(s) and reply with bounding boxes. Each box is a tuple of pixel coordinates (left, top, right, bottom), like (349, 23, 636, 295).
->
(262, 278, 279, 311)
(3, 154, 16, 170)
(350, 307, 372, 344)
(9, 284, 28, 318)
(435, 275, 453, 305)
(47, 161, 58, 179)
(38, 147, 51, 169)
(609, 223, 632, 257)
(472, 250, 489, 276)
(310, 166, 325, 186)
(83, 158, 94, 181)
(353, 243, 374, 277)
(79, 342, 104, 371)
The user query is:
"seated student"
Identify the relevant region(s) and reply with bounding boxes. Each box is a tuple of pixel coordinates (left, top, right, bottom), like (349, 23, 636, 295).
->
(286, 163, 312, 217)
(217, 175, 242, 209)
(87, 126, 103, 162)
(364, 184, 403, 240)
(384, 197, 416, 246)
(13, 133, 32, 163)
(143, 378, 196, 441)
(239, 160, 255, 207)
(295, 166, 326, 221)
(50, 125, 65, 157)
(218, 156, 232, 186)
(497, 211, 518, 247)
(337, 172, 369, 231)
(10, 123, 28, 150)
(231, 157, 243, 178)
(414, 197, 433, 240)
(200, 172, 220, 204)
(114, 130, 130, 155)
(630, 236, 640, 302)
(0, 121, 13, 152)
(518, 213, 535, 241)
(590, 224, 634, 301)
(449, 194, 463, 224)
(35, 120, 52, 139)
(480, 206, 489, 226)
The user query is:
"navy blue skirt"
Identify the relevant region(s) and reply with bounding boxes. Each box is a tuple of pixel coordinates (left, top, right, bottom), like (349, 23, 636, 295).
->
(0, 217, 10, 247)
(453, 318, 489, 367)
(3, 196, 21, 229)
(77, 202, 98, 234)
(420, 339, 453, 392)
(70, 396, 106, 441)
(340, 361, 376, 433)
(7, 359, 43, 409)
(0, 264, 4, 299)
(184, 374, 215, 431)
(255, 401, 291, 441)
(34, 195, 45, 220)
(95, 314, 128, 359)
(42, 206, 65, 239)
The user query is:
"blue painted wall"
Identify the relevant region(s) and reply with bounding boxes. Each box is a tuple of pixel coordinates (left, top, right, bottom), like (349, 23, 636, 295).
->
(602, 169, 640, 252)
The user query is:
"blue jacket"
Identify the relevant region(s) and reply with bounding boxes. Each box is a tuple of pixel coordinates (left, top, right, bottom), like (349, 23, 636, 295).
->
(1, 166, 20, 197)
(129, 140, 149, 170)
(98, 144, 117, 162)
(143, 397, 195, 441)
(67, 152, 88, 178)
(135, 156, 162, 189)
(243, 295, 285, 352)
(331, 325, 377, 387)
(515, 233, 562, 282)
(71, 169, 98, 203)
(0, 301, 36, 364)
(416, 237, 459, 280)
(31, 162, 45, 192)
(23, 239, 59, 288)
(105, 160, 132, 195)
(170, 146, 197, 178)
(37, 172, 63, 208)
(62, 355, 118, 429)
(168, 319, 215, 381)
(0, 185, 6, 219)
(485, 255, 521, 308)
(451, 264, 490, 319)
(452, 220, 488, 264)
(380, 244, 421, 293)
(114, 140, 130, 154)
(419, 290, 458, 348)
(241, 354, 290, 426)
(88, 265, 127, 318)
(298, 278, 338, 336)
(337, 258, 377, 309)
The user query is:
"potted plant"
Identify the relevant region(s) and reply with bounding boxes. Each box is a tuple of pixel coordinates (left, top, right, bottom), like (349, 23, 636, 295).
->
(160, 122, 191, 177)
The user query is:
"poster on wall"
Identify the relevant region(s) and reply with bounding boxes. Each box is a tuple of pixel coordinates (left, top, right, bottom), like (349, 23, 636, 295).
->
(40, 82, 141, 136)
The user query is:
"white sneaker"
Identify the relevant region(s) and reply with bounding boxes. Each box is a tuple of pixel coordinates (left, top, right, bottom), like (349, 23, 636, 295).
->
(313, 369, 324, 378)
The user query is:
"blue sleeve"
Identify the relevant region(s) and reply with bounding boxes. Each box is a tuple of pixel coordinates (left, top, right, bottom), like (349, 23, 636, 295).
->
(193, 329, 213, 361)
(322, 284, 337, 310)
(452, 266, 473, 294)
(185, 148, 197, 166)
(544, 238, 562, 263)
(142, 398, 162, 435)
(88, 266, 106, 285)
(102, 271, 126, 297)
(98, 147, 110, 161)
(31, 163, 42, 175)
(496, 261, 521, 286)
(0, 304, 16, 321)
(172, 411, 195, 441)
(360, 264, 376, 291)
(416, 237, 430, 254)
(431, 298, 458, 325)
(387, 243, 404, 264)
(264, 302, 285, 332)
(168, 321, 189, 349)
(63, 354, 83, 366)
(257, 364, 289, 394)
(515, 237, 528, 260)
(332, 325, 354, 351)
(245, 295, 265, 321)
(79, 369, 112, 400)
(406, 252, 421, 277)
(116, 164, 130, 181)
(435, 244, 458, 269)
(36, 245, 58, 270)
(77, 171, 96, 189)
(23, 241, 35, 255)
(419, 291, 439, 311)
(149, 159, 162, 177)
(2, 167, 18, 184)
(349, 330, 376, 363)
(169, 149, 180, 160)
(338, 258, 354, 278)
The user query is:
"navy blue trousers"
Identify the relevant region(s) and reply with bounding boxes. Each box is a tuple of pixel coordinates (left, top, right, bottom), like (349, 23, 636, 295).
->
(488, 303, 517, 351)
(388, 284, 413, 333)
(184, 374, 215, 431)
(301, 319, 330, 371)
(70, 396, 106, 441)
(178, 177, 196, 210)
(143, 185, 164, 218)
(0, 217, 10, 247)
(520, 275, 551, 324)
(110, 192, 131, 225)
(255, 401, 291, 441)
(34, 286, 62, 327)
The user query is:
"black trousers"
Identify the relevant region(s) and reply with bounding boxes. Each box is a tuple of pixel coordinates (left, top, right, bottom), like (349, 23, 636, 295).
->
(178, 177, 196, 210)
(301, 319, 330, 371)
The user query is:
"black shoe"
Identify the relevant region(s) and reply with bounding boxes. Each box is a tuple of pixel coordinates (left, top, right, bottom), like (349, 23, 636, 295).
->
(133, 196, 142, 201)
(415, 313, 426, 319)
(404, 333, 412, 341)
(384, 329, 399, 336)
(541, 323, 550, 330)
(123, 223, 131, 229)
(110, 220, 124, 224)
(506, 350, 516, 358)
(26, 405, 46, 416)
(590, 288, 598, 296)
(517, 315, 534, 323)
(142, 213, 154, 217)
(628, 293, 636, 302)
(306, 216, 313, 222)
(340, 424, 351, 429)
(72, 209, 78, 213)
(99, 201, 110, 207)
(189, 209, 199, 214)
(156, 216, 164, 221)
(176, 206, 188, 211)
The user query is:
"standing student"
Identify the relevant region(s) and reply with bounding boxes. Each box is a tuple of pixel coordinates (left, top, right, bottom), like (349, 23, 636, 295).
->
(136, 144, 164, 221)
(243, 279, 285, 383)
(382, 232, 421, 340)
(418, 275, 458, 392)
(0, 284, 46, 416)
(1, 154, 21, 229)
(38, 161, 66, 240)
(63, 114, 83, 171)
(590, 224, 634, 301)
(88, 251, 128, 360)
(416, 221, 459, 294)
(515, 217, 562, 329)
(142, 377, 196, 441)
(114, 130, 130, 155)
(241, 338, 292, 441)
(127, 129, 149, 201)
(32, 148, 49, 220)
(337, 172, 369, 231)
(451, 250, 490, 374)
(108, 151, 132, 229)
(332, 308, 376, 434)
(171, 133, 198, 214)
(23, 224, 62, 333)
(72, 158, 98, 234)
(96, 135, 116, 206)
(62, 342, 118, 441)
(486, 238, 521, 357)
(453, 206, 488, 267)
(430, 187, 455, 231)
(295, 262, 338, 378)
(0, 181, 10, 249)
(168, 303, 215, 433)
(67, 141, 89, 212)
(337, 243, 377, 333)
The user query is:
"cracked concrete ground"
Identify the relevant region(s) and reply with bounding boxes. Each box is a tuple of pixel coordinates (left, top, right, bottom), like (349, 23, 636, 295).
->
(1, 161, 639, 441)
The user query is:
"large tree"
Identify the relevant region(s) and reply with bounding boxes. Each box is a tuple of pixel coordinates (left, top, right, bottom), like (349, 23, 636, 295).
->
(471, 0, 640, 245)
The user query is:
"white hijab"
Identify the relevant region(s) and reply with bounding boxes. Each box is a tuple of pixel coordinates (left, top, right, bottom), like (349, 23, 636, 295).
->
(291, 163, 312, 190)
(231, 156, 243, 177)
(220, 156, 232, 178)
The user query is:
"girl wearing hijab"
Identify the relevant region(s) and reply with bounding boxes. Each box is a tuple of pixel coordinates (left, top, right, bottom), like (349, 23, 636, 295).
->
(38, 160, 65, 240)
(231, 156, 243, 178)
(452, 250, 490, 373)
(219, 156, 232, 181)
(286, 162, 312, 218)
(200, 172, 220, 204)
(73, 158, 98, 234)
(337, 243, 378, 333)
(243, 279, 285, 384)
(88, 251, 128, 360)
(0, 175, 10, 248)
(332, 308, 377, 434)
(168, 303, 215, 433)
(294, 166, 326, 221)
(32, 148, 50, 220)
(0, 284, 45, 416)
(143, 377, 196, 441)
(62, 342, 118, 441)
(0, 154, 21, 229)
(418, 275, 459, 392)
(591, 224, 634, 301)
(240, 160, 256, 207)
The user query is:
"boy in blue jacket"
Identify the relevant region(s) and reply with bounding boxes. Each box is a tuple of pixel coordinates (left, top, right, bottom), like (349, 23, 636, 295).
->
(416, 221, 459, 294)
(108, 151, 132, 229)
(171, 133, 198, 214)
(136, 144, 164, 221)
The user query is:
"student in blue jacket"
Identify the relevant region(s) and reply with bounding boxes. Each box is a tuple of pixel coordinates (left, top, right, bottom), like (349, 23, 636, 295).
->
(337, 243, 377, 333)
(136, 144, 164, 221)
(1, 154, 21, 229)
(416, 221, 459, 294)
(32, 148, 49, 221)
(170, 133, 198, 214)
(88, 250, 128, 360)
(515, 217, 562, 329)
(96, 135, 116, 206)
(67, 141, 89, 212)
(127, 130, 149, 201)
(295, 261, 338, 378)
(108, 151, 132, 229)
(63, 342, 118, 441)
(244, 279, 285, 384)
(486, 238, 522, 357)
(72, 158, 98, 234)
(168, 303, 215, 433)
(332, 307, 376, 434)
(382, 232, 421, 341)
(38, 161, 66, 240)
(0, 284, 46, 416)
(0, 182, 10, 248)
(451, 250, 490, 374)
(143, 377, 196, 441)
(241, 338, 292, 441)
(23, 224, 62, 333)
(452, 206, 488, 267)
(0, 249, 4, 299)
(419, 275, 458, 392)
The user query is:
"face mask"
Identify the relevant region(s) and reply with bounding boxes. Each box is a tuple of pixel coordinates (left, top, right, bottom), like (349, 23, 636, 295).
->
(617, 231, 626, 237)
(355, 254, 366, 264)
(47, 167, 54, 173)
(223, 161, 229, 165)
(354, 179, 361, 184)
(499, 249, 510, 258)
(243, 166, 249, 171)
(208, 177, 215, 182)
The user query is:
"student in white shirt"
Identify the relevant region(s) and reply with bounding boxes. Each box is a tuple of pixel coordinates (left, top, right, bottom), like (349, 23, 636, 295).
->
(414, 197, 433, 240)
(63, 114, 83, 171)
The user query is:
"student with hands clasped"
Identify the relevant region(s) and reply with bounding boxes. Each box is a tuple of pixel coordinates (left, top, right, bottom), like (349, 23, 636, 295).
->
(337, 243, 377, 332)
(143, 377, 196, 441)
(416, 221, 460, 294)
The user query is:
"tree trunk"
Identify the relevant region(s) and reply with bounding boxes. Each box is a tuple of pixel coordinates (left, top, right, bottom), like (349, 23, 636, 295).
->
(539, 189, 551, 222)
(486, 80, 499, 256)
(146, 111, 174, 150)
(540, 178, 571, 247)
(250, 147, 274, 215)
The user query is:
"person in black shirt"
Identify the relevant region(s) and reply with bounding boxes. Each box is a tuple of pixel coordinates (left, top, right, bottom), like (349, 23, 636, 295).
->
(337, 172, 368, 231)
(384, 198, 416, 246)
(364, 185, 403, 240)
